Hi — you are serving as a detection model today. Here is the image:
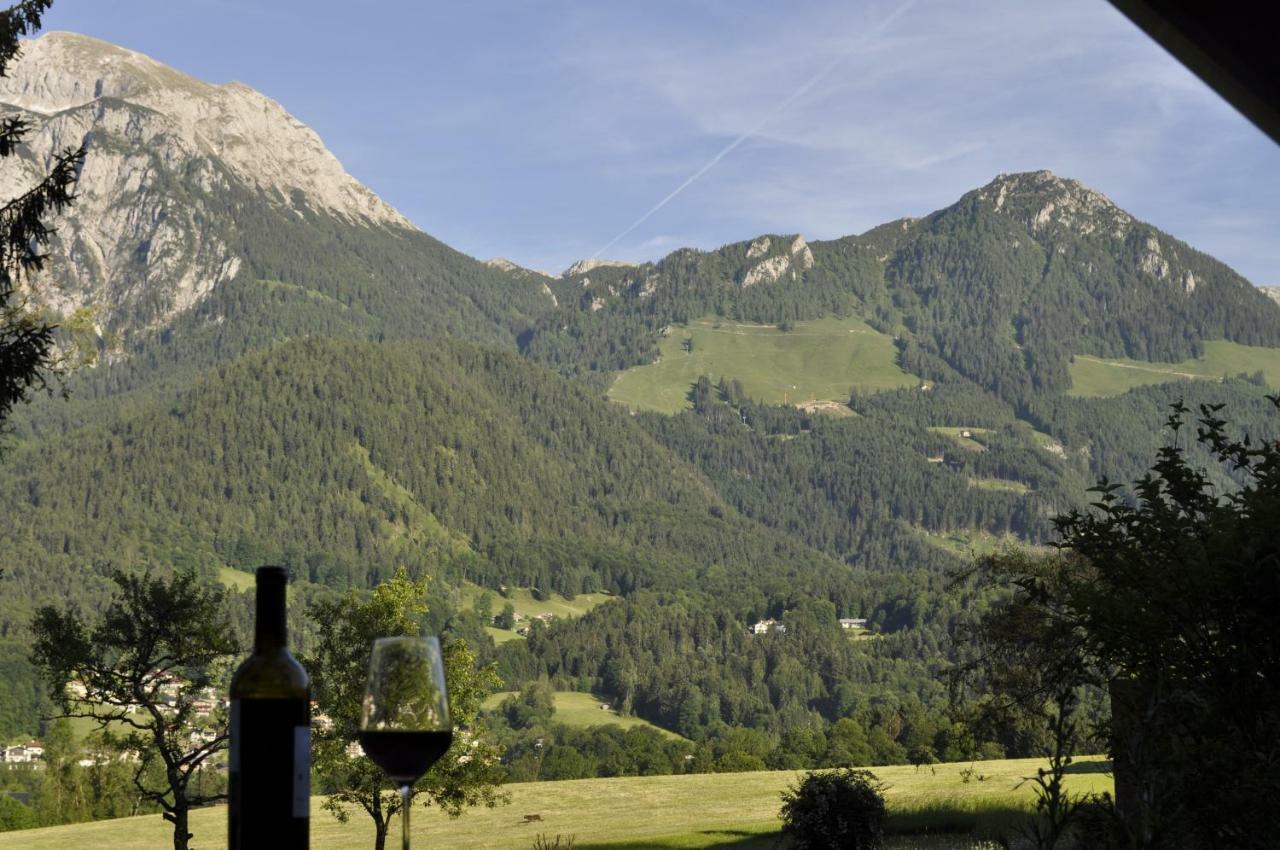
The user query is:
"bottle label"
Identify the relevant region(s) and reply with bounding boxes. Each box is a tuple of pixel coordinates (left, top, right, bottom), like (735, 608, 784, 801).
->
(228, 697, 309, 849)
(293, 725, 310, 818)
(230, 700, 241, 771)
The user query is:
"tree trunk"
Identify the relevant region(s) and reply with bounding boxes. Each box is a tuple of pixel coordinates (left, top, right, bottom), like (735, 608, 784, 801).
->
(370, 791, 388, 850)
(170, 800, 191, 850)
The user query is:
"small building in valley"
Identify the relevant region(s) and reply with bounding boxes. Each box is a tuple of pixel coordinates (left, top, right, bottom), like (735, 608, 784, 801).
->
(0, 742, 43, 765)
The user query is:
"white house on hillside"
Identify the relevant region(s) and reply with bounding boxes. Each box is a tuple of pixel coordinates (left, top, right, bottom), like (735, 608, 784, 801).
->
(0, 742, 44, 764)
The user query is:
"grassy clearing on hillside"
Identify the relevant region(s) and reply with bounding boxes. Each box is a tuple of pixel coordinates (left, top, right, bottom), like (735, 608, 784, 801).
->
(608, 316, 918, 414)
(928, 427, 991, 452)
(63, 710, 135, 744)
(968, 478, 1031, 495)
(482, 690, 685, 740)
(216, 567, 255, 592)
(912, 527, 1046, 561)
(486, 626, 525, 645)
(5, 757, 1109, 850)
(254, 278, 352, 310)
(462, 583, 615, 644)
(461, 583, 613, 620)
(1068, 340, 1280, 397)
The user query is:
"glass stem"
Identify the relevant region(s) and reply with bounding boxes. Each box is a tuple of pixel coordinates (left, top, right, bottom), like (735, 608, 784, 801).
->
(401, 783, 412, 850)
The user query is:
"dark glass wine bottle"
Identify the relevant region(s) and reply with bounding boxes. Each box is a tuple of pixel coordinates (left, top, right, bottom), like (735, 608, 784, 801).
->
(228, 566, 310, 850)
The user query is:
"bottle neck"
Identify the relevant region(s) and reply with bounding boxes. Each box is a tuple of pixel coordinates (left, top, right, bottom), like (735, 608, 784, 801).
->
(254, 572, 289, 653)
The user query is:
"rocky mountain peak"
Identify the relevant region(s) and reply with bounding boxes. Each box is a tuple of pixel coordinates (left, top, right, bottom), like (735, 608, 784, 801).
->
(485, 257, 523, 273)
(975, 169, 1133, 239)
(1, 32, 409, 228)
(0, 32, 419, 348)
(562, 258, 635, 278)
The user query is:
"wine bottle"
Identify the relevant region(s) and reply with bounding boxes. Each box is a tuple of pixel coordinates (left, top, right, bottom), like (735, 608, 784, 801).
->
(229, 566, 310, 850)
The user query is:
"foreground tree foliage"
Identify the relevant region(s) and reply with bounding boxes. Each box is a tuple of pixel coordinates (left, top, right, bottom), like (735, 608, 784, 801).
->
(0, 0, 87, 426)
(969, 398, 1280, 849)
(308, 568, 505, 850)
(30, 569, 239, 850)
(779, 768, 886, 850)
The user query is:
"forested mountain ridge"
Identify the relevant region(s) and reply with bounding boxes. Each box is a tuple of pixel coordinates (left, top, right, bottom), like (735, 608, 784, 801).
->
(0, 337, 856, 631)
(523, 171, 1280, 407)
(0, 32, 555, 379)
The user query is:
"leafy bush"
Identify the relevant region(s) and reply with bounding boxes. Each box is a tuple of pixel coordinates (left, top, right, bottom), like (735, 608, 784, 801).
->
(780, 768, 886, 849)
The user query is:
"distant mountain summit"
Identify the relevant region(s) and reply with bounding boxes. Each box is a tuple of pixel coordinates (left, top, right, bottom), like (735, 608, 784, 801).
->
(2, 33, 406, 226)
(562, 258, 636, 278)
(523, 169, 1280, 404)
(975, 170, 1133, 239)
(0, 32, 551, 368)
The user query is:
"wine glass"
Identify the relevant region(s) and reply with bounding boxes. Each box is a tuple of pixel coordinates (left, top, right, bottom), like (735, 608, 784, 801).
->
(360, 636, 453, 850)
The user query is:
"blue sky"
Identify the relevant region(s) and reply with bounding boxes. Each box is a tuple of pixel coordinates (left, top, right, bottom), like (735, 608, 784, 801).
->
(42, 0, 1280, 282)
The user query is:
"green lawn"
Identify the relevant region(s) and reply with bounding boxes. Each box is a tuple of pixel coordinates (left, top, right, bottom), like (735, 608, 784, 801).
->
(1068, 340, 1280, 397)
(3, 757, 1109, 850)
(608, 316, 918, 413)
(482, 690, 685, 740)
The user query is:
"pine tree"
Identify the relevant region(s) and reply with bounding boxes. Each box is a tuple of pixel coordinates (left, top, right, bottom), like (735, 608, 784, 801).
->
(0, 0, 87, 424)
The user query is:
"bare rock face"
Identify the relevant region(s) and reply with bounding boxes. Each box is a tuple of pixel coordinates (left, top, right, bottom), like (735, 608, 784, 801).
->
(790, 235, 814, 270)
(746, 237, 771, 259)
(561, 258, 635, 278)
(740, 234, 812, 286)
(979, 169, 1133, 240)
(743, 255, 791, 287)
(0, 32, 411, 344)
(1262, 287, 1280, 306)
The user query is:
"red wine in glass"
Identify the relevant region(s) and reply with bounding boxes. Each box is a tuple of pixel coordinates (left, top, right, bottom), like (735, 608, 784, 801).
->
(360, 637, 452, 850)
(357, 729, 454, 785)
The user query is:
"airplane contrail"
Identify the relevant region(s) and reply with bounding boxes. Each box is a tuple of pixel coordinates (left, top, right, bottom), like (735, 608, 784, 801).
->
(592, 0, 917, 260)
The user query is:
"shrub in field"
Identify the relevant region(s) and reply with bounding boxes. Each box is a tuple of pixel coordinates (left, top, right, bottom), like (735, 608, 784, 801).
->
(780, 768, 886, 849)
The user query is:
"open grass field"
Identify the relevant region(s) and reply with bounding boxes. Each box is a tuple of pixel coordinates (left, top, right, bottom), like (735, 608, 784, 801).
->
(1067, 340, 1280, 397)
(608, 316, 918, 414)
(482, 690, 685, 740)
(4, 757, 1109, 850)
